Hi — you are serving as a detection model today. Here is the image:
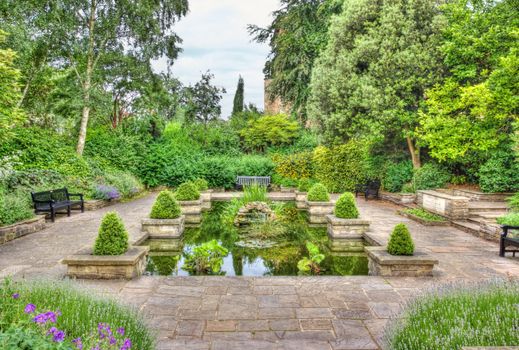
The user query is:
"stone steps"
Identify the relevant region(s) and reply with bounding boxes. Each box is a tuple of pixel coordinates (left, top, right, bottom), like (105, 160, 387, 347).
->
(451, 220, 481, 236)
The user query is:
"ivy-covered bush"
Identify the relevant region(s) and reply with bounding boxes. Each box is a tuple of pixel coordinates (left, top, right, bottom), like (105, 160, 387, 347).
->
(93, 212, 129, 256)
(273, 151, 314, 181)
(383, 161, 413, 193)
(175, 182, 200, 201)
(334, 193, 359, 219)
(192, 178, 209, 191)
(413, 163, 450, 191)
(307, 183, 330, 202)
(478, 151, 519, 193)
(150, 191, 181, 219)
(387, 223, 415, 256)
(312, 141, 370, 192)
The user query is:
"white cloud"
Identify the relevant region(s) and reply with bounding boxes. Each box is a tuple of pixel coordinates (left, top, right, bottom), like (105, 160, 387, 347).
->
(153, 0, 280, 118)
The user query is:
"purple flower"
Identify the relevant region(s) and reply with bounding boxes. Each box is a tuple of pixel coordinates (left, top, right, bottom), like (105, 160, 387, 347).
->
(33, 311, 58, 324)
(97, 322, 112, 339)
(47, 327, 58, 335)
(24, 303, 36, 314)
(109, 336, 117, 345)
(72, 338, 83, 350)
(12, 293, 19, 299)
(116, 327, 125, 336)
(53, 330, 65, 342)
(120, 339, 132, 350)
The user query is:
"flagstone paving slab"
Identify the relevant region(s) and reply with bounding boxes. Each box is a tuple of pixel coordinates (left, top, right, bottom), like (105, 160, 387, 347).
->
(0, 193, 518, 349)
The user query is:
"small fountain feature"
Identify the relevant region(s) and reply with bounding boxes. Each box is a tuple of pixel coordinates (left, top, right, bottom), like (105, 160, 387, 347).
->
(234, 202, 276, 226)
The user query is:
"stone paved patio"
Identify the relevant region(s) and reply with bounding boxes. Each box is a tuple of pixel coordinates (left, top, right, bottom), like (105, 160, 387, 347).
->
(0, 193, 518, 349)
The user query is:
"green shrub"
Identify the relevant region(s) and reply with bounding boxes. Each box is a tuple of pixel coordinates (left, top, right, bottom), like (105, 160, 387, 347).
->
(175, 182, 200, 201)
(307, 183, 330, 202)
(478, 151, 519, 193)
(401, 183, 416, 193)
(242, 184, 269, 203)
(0, 279, 154, 349)
(104, 171, 143, 198)
(193, 178, 209, 191)
(0, 189, 34, 227)
(387, 223, 414, 256)
(271, 174, 298, 187)
(496, 212, 519, 226)
(234, 155, 275, 177)
(386, 281, 519, 349)
(334, 193, 359, 219)
(93, 212, 129, 255)
(383, 161, 414, 193)
(297, 178, 315, 192)
(241, 114, 300, 152)
(182, 239, 229, 275)
(507, 193, 519, 212)
(0, 326, 67, 349)
(150, 191, 181, 219)
(413, 163, 450, 191)
(273, 151, 314, 180)
(403, 208, 446, 222)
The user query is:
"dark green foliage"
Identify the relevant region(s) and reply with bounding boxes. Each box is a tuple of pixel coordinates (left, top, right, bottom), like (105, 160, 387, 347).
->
(307, 183, 330, 202)
(387, 223, 414, 256)
(383, 161, 414, 193)
(0, 326, 69, 349)
(241, 114, 300, 152)
(193, 178, 209, 191)
(478, 151, 519, 193)
(184, 71, 226, 124)
(413, 163, 450, 191)
(93, 212, 129, 256)
(150, 191, 181, 219)
(507, 193, 519, 212)
(232, 76, 244, 116)
(334, 193, 359, 219)
(0, 190, 34, 227)
(175, 182, 200, 201)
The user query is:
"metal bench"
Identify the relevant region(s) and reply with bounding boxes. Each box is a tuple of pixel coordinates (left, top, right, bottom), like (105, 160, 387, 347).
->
(500, 225, 519, 257)
(31, 188, 84, 222)
(236, 176, 271, 190)
(355, 180, 381, 200)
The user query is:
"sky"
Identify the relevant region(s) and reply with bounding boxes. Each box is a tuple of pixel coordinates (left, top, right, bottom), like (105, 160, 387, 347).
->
(154, 0, 280, 118)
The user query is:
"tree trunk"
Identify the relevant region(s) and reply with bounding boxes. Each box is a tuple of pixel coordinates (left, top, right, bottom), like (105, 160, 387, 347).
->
(76, 0, 96, 155)
(406, 135, 421, 168)
(17, 80, 31, 108)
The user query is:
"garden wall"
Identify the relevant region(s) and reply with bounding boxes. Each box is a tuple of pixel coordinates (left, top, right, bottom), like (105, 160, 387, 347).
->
(0, 215, 46, 245)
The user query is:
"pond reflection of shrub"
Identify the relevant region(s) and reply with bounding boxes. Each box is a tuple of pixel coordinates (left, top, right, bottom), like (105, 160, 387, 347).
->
(148, 255, 180, 276)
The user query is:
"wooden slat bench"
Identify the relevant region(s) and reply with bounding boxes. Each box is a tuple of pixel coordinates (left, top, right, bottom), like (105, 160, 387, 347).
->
(31, 188, 84, 222)
(500, 225, 519, 257)
(355, 180, 381, 200)
(236, 176, 271, 190)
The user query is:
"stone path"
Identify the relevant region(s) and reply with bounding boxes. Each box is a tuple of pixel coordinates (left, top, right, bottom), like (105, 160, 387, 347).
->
(0, 193, 518, 349)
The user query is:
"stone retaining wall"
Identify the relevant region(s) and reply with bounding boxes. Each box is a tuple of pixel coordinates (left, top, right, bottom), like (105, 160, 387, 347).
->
(380, 191, 416, 206)
(84, 199, 120, 211)
(417, 190, 469, 220)
(0, 215, 46, 245)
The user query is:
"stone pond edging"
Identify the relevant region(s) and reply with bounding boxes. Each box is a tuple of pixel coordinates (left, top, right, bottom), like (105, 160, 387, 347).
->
(306, 200, 334, 224)
(141, 216, 185, 239)
(0, 215, 47, 245)
(365, 246, 438, 277)
(178, 199, 202, 225)
(326, 215, 370, 252)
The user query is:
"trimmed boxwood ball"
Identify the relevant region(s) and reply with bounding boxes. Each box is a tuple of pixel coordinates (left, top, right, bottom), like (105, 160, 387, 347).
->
(93, 212, 129, 256)
(175, 182, 200, 201)
(387, 223, 415, 256)
(150, 190, 181, 219)
(193, 178, 209, 191)
(307, 183, 330, 202)
(334, 192, 359, 219)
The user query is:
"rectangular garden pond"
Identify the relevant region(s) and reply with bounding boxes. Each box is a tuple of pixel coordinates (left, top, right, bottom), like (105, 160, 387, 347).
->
(142, 201, 368, 277)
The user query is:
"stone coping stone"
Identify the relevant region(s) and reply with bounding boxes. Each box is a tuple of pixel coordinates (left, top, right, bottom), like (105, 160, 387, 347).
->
(178, 199, 202, 205)
(365, 246, 439, 265)
(62, 246, 149, 266)
(326, 215, 370, 226)
(363, 233, 383, 247)
(418, 190, 468, 201)
(0, 215, 46, 244)
(141, 217, 184, 225)
(397, 210, 449, 226)
(306, 200, 335, 207)
(141, 216, 185, 238)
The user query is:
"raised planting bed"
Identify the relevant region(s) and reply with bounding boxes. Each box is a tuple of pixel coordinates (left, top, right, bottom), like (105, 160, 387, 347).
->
(365, 246, 438, 277)
(0, 215, 46, 245)
(380, 191, 417, 206)
(326, 215, 370, 252)
(306, 200, 334, 225)
(62, 246, 149, 279)
(398, 208, 449, 226)
(417, 190, 469, 220)
(178, 199, 202, 225)
(141, 216, 185, 239)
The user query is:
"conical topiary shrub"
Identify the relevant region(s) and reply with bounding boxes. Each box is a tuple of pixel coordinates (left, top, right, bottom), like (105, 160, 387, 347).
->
(175, 182, 200, 201)
(150, 190, 181, 219)
(193, 178, 209, 191)
(307, 183, 330, 202)
(387, 223, 415, 256)
(93, 212, 129, 256)
(334, 192, 359, 219)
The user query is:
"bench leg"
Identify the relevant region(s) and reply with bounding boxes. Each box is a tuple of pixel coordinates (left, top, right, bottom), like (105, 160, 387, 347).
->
(67, 206, 71, 217)
(499, 238, 505, 257)
(51, 208, 56, 223)
(81, 202, 84, 213)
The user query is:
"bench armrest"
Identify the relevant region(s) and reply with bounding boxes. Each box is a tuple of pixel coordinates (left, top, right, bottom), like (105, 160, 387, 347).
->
(501, 225, 519, 237)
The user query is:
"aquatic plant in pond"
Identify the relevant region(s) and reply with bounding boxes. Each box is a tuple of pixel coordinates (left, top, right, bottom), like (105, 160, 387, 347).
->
(182, 239, 229, 275)
(297, 242, 325, 275)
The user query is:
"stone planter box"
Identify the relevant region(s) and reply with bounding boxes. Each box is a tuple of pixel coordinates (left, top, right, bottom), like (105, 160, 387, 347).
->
(0, 215, 46, 245)
(84, 198, 120, 211)
(141, 216, 185, 239)
(200, 190, 213, 211)
(178, 199, 202, 225)
(295, 191, 307, 210)
(417, 190, 469, 220)
(365, 246, 438, 277)
(306, 200, 334, 225)
(380, 191, 416, 206)
(326, 215, 369, 252)
(397, 210, 449, 227)
(62, 246, 149, 279)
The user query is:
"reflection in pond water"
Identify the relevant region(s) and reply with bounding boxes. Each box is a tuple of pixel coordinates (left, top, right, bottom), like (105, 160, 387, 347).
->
(144, 201, 368, 276)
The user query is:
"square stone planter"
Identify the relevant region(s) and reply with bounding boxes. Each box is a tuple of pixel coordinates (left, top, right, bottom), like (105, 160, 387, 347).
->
(178, 199, 202, 225)
(295, 191, 307, 209)
(62, 246, 149, 279)
(306, 200, 334, 225)
(326, 215, 370, 252)
(141, 216, 185, 239)
(365, 246, 438, 277)
(0, 215, 46, 245)
(200, 190, 213, 211)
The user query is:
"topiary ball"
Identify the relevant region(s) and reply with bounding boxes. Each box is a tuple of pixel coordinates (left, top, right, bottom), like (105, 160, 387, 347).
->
(334, 192, 359, 219)
(387, 223, 415, 256)
(307, 183, 330, 202)
(93, 212, 129, 256)
(193, 178, 209, 191)
(150, 190, 181, 219)
(175, 182, 200, 201)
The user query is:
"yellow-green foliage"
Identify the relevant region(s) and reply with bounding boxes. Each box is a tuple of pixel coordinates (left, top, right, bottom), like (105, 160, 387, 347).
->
(334, 192, 359, 219)
(175, 182, 200, 201)
(273, 151, 314, 180)
(312, 141, 369, 193)
(150, 191, 181, 219)
(240, 114, 300, 152)
(307, 183, 330, 202)
(93, 212, 129, 256)
(192, 178, 209, 191)
(387, 223, 414, 256)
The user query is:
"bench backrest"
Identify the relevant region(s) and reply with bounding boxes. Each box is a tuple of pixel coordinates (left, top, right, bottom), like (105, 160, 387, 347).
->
(236, 176, 271, 187)
(31, 188, 70, 203)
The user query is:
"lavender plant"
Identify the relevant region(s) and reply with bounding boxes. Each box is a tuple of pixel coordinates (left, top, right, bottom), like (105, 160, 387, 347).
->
(92, 185, 121, 201)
